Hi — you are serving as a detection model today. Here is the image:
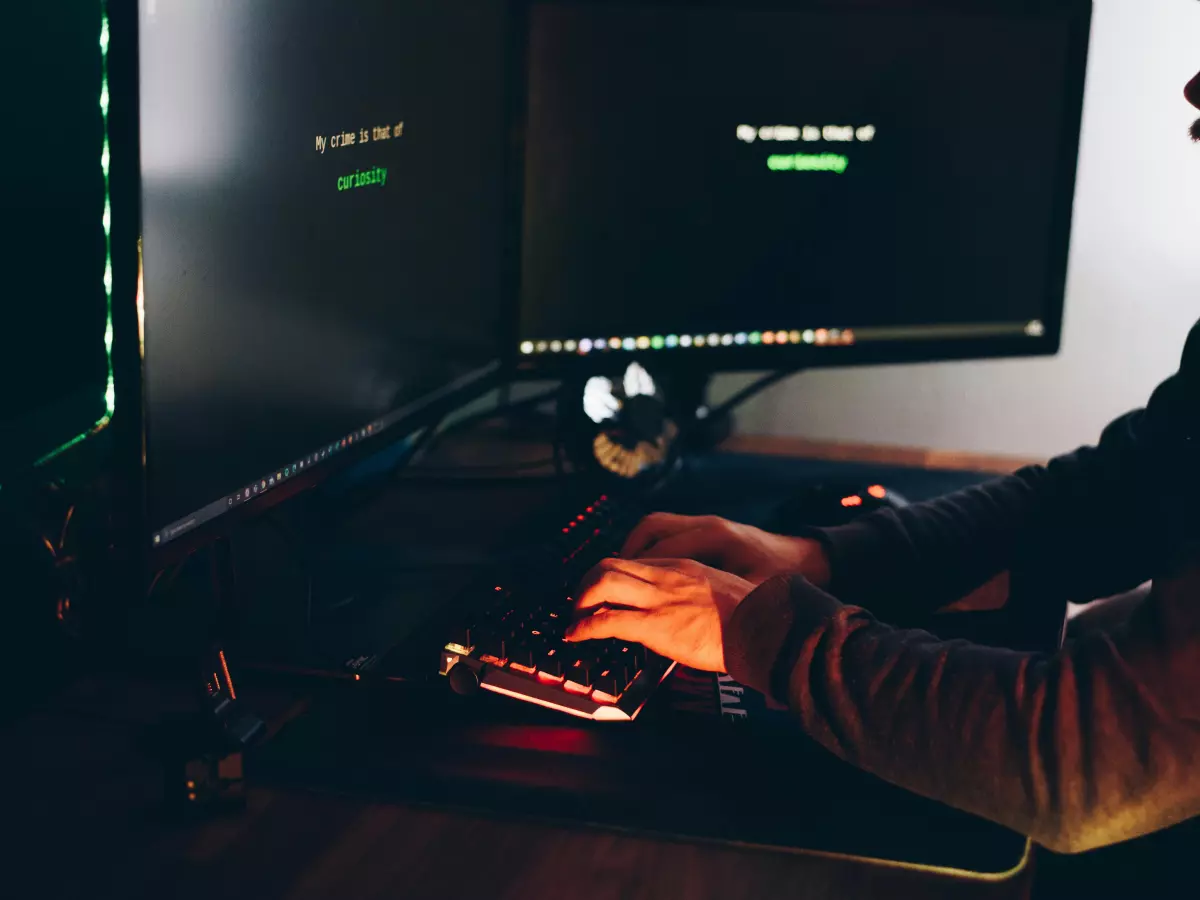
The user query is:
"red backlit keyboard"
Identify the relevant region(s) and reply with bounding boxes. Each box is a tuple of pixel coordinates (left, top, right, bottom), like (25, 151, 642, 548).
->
(439, 494, 675, 720)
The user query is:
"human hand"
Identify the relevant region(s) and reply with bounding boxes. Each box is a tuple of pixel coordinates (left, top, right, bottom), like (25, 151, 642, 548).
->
(564, 557, 756, 672)
(621, 513, 831, 588)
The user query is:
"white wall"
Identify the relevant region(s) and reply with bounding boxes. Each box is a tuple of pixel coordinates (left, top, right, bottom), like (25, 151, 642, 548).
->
(723, 0, 1200, 460)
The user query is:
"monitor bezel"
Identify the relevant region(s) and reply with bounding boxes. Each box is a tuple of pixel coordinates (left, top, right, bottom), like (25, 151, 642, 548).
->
(504, 0, 1092, 378)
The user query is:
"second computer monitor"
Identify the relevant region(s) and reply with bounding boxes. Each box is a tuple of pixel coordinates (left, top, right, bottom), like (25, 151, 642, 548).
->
(138, 0, 511, 553)
(516, 0, 1089, 369)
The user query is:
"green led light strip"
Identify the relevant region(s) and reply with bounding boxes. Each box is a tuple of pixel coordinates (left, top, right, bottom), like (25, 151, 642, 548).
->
(30, 1, 116, 471)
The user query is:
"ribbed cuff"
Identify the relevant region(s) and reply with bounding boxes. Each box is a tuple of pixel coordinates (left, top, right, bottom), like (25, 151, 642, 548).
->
(810, 519, 898, 601)
(724, 574, 843, 701)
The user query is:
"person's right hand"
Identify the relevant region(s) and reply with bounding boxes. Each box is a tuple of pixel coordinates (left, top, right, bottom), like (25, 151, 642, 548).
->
(621, 513, 831, 588)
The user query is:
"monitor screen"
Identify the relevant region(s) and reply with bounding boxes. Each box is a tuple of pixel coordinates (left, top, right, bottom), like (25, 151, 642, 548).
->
(139, 0, 508, 549)
(517, 0, 1084, 361)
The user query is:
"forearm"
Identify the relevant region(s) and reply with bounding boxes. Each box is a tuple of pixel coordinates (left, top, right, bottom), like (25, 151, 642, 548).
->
(805, 471, 1046, 618)
(726, 573, 1200, 853)
(809, 410, 1169, 619)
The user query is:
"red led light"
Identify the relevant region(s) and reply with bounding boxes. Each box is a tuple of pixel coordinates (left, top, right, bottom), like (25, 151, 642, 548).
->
(867, 485, 887, 499)
(592, 690, 621, 704)
(841, 495, 864, 508)
(586, 507, 594, 513)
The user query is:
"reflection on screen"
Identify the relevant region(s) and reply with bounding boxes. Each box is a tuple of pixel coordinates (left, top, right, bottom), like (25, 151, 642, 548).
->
(140, 0, 507, 545)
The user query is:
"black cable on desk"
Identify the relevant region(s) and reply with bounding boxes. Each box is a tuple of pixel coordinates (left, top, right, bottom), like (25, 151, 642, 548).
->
(705, 369, 801, 421)
(421, 386, 559, 457)
(403, 456, 562, 476)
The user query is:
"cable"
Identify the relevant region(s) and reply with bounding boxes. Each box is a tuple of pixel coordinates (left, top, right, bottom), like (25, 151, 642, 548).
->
(705, 369, 801, 421)
(387, 470, 577, 488)
(387, 419, 445, 480)
(405, 456, 560, 475)
(422, 386, 559, 456)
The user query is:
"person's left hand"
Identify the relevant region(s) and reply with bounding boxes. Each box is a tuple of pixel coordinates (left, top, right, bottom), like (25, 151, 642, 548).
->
(564, 557, 756, 672)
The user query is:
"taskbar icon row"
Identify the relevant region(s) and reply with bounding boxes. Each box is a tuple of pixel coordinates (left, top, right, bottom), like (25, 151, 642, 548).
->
(150, 420, 381, 549)
(224, 423, 380, 510)
(519, 327, 856, 356)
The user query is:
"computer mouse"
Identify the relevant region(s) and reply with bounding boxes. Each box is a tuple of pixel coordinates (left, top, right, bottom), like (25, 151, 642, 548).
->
(768, 482, 908, 533)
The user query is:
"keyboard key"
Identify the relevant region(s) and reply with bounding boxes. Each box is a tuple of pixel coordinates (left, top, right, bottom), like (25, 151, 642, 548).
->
(593, 668, 622, 697)
(508, 644, 537, 668)
(475, 633, 507, 660)
(541, 646, 570, 677)
(569, 658, 594, 686)
(618, 644, 645, 670)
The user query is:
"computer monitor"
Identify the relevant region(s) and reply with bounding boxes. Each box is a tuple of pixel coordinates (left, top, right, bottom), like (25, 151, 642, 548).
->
(1, 4, 115, 484)
(136, 0, 511, 556)
(514, 0, 1090, 373)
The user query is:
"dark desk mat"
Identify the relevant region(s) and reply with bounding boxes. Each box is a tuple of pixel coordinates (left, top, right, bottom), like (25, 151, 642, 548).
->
(249, 454, 1037, 876)
(252, 610, 1030, 879)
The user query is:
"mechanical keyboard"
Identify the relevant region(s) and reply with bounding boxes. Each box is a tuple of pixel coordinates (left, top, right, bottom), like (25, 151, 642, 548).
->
(438, 492, 676, 721)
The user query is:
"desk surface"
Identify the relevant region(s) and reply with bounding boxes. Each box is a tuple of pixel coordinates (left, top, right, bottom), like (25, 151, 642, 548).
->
(2, 447, 1041, 900)
(4, 677, 1033, 900)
